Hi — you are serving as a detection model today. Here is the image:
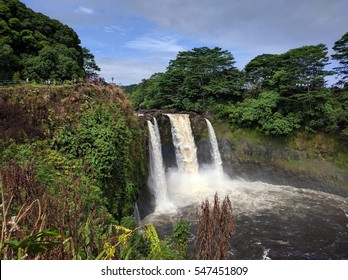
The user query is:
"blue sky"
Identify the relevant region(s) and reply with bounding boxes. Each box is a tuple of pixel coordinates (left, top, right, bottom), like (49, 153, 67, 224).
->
(21, 0, 348, 85)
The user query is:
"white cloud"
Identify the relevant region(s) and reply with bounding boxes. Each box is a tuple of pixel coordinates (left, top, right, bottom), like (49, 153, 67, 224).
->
(126, 0, 348, 55)
(75, 6, 94, 15)
(125, 34, 185, 53)
(97, 57, 168, 85)
(104, 25, 131, 35)
(104, 26, 114, 33)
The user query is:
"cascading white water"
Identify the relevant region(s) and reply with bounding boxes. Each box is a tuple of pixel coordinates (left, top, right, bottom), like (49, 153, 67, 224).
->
(205, 119, 224, 176)
(166, 114, 199, 174)
(133, 202, 141, 226)
(147, 118, 173, 212)
(143, 114, 348, 260)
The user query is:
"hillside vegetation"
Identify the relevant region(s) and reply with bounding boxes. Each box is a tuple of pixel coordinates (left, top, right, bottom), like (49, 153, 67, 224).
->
(0, 84, 148, 259)
(0, 0, 99, 84)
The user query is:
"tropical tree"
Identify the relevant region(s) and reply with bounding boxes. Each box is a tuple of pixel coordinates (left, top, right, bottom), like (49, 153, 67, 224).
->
(270, 44, 331, 95)
(0, 42, 19, 81)
(244, 53, 280, 94)
(83, 47, 100, 80)
(129, 47, 241, 111)
(332, 32, 348, 87)
(0, 0, 93, 83)
(169, 48, 235, 98)
(22, 44, 83, 82)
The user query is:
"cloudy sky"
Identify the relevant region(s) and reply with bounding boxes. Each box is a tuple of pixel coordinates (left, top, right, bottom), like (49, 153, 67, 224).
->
(21, 0, 348, 85)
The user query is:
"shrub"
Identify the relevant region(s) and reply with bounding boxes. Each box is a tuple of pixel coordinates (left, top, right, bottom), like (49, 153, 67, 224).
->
(194, 193, 236, 260)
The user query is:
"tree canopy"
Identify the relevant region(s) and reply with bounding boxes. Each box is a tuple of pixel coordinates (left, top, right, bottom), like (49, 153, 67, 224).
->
(245, 44, 331, 95)
(129, 47, 243, 111)
(127, 34, 348, 138)
(0, 0, 99, 83)
(332, 32, 348, 87)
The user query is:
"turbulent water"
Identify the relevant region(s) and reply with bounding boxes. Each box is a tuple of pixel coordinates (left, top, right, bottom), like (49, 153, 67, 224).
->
(143, 177, 348, 259)
(143, 114, 348, 259)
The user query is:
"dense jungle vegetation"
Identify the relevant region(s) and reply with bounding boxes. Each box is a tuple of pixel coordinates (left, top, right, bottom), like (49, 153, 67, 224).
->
(0, 0, 100, 83)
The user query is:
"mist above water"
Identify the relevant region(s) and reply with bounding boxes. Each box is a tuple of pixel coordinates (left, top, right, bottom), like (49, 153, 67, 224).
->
(148, 114, 230, 213)
(148, 114, 253, 212)
(145, 165, 348, 259)
(144, 114, 348, 259)
(146, 113, 347, 215)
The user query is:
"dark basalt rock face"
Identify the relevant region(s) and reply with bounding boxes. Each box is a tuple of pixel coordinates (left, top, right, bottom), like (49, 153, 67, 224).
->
(218, 136, 348, 197)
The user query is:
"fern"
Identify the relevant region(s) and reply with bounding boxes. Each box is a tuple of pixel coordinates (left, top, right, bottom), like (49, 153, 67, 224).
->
(143, 224, 161, 259)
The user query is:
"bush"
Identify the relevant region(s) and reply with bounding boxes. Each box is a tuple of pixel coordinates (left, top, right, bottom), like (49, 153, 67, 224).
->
(261, 112, 301, 136)
(54, 102, 137, 219)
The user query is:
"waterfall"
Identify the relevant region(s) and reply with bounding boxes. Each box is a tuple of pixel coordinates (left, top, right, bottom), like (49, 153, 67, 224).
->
(166, 114, 199, 174)
(205, 119, 224, 176)
(133, 202, 141, 225)
(146, 114, 225, 213)
(147, 118, 171, 211)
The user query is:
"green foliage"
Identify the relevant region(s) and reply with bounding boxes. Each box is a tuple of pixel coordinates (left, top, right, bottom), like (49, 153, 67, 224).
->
(261, 112, 301, 136)
(245, 44, 331, 99)
(53, 100, 141, 219)
(12, 71, 20, 82)
(143, 224, 162, 258)
(173, 220, 190, 245)
(0, 84, 146, 259)
(129, 39, 348, 139)
(332, 32, 348, 87)
(226, 91, 300, 136)
(244, 53, 280, 93)
(234, 38, 346, 137)
(129, 47, 242, 112)
(0, 0, 99, 83)
(83, 47, 101, 79)
(234, 91, 280, 126)
(96, 222, 188, 260)
(172, 220, 190, 257)
(22, 44, 83, 81)
(276, 44, 330, 94)
(0, 42, 20, 80)
(120, 216, 138, 230)
(3, 229, 61, 259)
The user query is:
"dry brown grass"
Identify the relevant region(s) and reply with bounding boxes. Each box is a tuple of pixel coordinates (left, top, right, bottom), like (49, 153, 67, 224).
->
(194, 193, 237, 260)
(0, 162, 90, 259)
